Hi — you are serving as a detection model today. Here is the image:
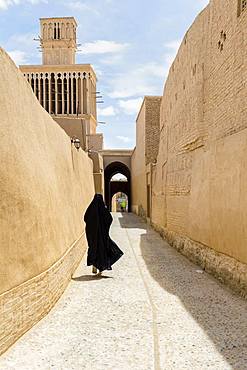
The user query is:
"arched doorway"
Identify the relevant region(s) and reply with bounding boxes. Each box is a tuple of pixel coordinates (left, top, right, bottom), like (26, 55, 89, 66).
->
(104, 161, 131, 212)
(112, 192, 128, 212)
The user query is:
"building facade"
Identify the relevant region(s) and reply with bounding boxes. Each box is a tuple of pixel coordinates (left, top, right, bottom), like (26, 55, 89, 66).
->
(20, 17, 102, 151)
(131, 96, 161, 218)
(132, 0, 247, 297)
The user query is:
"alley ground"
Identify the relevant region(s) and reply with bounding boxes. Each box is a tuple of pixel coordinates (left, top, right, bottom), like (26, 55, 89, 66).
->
(0, 213, 247, 370)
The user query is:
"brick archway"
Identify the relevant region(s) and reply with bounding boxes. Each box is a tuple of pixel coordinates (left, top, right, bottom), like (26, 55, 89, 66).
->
(104, 161, 131, 212)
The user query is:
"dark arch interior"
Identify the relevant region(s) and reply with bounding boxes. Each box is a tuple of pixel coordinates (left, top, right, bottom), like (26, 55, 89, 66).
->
(104, 162, 131, 212)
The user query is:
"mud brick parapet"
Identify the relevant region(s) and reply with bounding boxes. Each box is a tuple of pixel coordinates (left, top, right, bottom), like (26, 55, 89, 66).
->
(0, 234, 86, 356)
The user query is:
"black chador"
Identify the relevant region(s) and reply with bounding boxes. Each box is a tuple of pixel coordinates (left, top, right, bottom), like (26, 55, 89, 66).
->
(84, 194, 123, 272)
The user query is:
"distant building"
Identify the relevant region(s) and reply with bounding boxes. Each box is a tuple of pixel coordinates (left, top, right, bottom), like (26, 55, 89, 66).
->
(20, 17, 103, 151)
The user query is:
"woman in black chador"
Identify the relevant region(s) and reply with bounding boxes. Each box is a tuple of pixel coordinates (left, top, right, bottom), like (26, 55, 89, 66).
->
(84, 194, 123, 274)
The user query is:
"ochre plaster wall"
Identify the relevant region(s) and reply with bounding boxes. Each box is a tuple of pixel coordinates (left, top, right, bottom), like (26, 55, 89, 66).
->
(89, 152, 104, 195)
(54, 117, 87, 149)
(131, 97, 161, 218)
(152, 1, 247, 268)
(131, 102, 147, 217)
(0, 48, 95, 353)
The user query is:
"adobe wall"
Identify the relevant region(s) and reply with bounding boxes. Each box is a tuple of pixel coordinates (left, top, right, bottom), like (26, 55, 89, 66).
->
(145, 97, 162, 165)
(131, 97, 161, 217)
(54, 117, 87, 149)
(0, 48, 95, 354)
(87, 133, 104, 152)
(152, 0, 247, 296)
(131, 102, 147, 217)
(88, 151, 104, 195)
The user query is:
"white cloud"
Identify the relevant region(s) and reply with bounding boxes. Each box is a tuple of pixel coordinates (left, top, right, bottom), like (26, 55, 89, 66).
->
(164, 39, 181, 52)
(163, 39, 181, 64)
(79, 40, 129, 55)
(65, 1, 100, 15)
(28, 0, 46, 3)
(116, 136, 132, 143)
(6, 33, 39, 65)
(9, 33, 36, 48)
(118, 98, 143, 116)
(98, 105, 117, 117)
(8, 50, 27, 65)
(108, 62, 165, 99)
(101, 54, 125, 66)
(92, 64, 103, 77)
(0, 0, 46, 10)
(0, 0, 18, 9)
(102, 39, 181, 101)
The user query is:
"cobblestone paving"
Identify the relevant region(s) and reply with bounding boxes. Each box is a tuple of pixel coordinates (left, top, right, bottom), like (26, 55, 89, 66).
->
(1, 213, 247, 370)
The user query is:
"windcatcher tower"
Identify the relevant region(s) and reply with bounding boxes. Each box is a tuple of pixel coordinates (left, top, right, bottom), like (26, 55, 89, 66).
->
(40, 17, 77, 65)
(20, 17, 103, 151)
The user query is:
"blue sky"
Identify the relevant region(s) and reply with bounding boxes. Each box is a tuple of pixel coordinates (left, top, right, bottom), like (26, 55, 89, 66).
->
(0, 0, 208, 149)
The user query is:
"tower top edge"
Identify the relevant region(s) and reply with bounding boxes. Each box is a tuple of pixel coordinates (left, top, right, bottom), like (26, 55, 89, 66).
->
(40, 17, 77, 25)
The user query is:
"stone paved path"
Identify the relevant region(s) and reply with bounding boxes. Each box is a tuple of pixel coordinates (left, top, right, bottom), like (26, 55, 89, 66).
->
(1, 213, 247, 370)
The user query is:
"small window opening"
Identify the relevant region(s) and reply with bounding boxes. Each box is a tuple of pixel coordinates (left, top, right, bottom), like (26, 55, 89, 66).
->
(241, 0, 247, 12)
(54, 23, 57, 39)
(238, 0, 247, 16)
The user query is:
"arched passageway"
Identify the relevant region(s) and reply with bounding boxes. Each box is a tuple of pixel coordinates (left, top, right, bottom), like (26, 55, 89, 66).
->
(112, 192, 128, 212)
(104, 161, 131, 212)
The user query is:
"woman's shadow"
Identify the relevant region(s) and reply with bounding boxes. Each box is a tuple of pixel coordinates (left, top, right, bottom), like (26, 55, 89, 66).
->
(72, 275, 113, 282)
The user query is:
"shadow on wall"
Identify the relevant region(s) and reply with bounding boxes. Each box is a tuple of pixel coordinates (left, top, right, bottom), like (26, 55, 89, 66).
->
(119, 213, 247, 369)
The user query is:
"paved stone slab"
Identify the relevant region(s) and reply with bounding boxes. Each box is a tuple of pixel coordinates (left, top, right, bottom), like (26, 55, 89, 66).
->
(0, 213, 247, 369)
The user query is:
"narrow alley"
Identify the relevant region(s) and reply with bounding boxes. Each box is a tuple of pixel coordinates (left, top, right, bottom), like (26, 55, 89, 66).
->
(1, 213, 247, 370)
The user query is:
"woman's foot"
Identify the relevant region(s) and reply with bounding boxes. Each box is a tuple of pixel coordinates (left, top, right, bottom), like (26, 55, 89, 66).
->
(92, 266, 97, 274)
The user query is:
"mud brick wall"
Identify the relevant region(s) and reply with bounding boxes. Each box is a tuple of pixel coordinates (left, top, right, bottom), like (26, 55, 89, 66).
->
(0, 48, 95, 354)
(152, 0, 247, 288)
